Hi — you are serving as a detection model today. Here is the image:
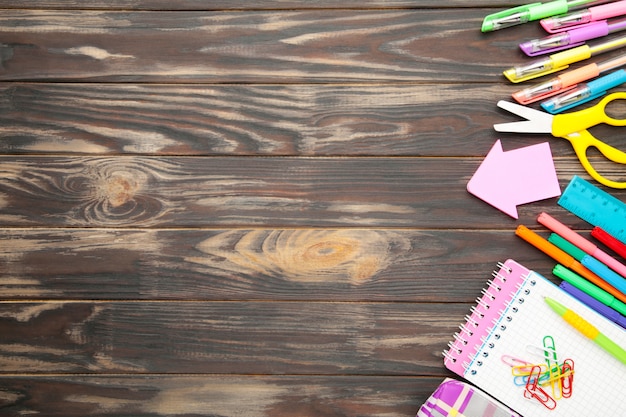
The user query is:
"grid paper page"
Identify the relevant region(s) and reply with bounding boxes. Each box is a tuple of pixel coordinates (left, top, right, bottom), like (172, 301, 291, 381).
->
(463, 261, 626, 417)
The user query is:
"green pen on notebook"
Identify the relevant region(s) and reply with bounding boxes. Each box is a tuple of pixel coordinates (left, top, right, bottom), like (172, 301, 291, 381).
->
(544, 297, 626, 365)
(553, 264, 626, 316)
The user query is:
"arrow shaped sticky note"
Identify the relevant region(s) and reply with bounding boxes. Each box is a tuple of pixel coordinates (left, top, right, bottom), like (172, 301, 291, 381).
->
(467, 140, 561, 219)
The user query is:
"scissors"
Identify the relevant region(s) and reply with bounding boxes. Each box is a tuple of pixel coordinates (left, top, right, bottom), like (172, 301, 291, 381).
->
(494, 92, 626, 189)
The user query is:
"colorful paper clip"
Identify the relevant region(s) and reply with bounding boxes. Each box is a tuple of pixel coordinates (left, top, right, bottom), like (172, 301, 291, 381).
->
(512, 363, 549, 386)
(524, 365, 558, 410)
(560, 358, 575, 398)
(542, 336, 562, 400)
(525, 343, 558, 360)
(507, 336, 575, 407)
(502, 354, 533, 368)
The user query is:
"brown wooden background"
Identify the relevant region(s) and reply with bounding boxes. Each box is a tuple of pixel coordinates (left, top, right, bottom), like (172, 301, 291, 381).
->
(1, 1, 625, 415)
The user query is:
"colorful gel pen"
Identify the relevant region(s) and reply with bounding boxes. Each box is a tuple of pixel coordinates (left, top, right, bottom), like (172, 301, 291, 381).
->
(521, 17, 626, 56)
(540, 68, 626, 113)
(538, 212, 626, 278)
(504, 33, 626, 83)
(544, 296, 626, 365)
(554, 264, 626, 315)
(592, 226, 626, 258)
(541, 0, 626, 33)
(515, 225, 626, 303)
(512, 53, 626, 103)
(481, 0, 613, 32)
(560, 281, 626, 328)
(548, 233, 626, 294)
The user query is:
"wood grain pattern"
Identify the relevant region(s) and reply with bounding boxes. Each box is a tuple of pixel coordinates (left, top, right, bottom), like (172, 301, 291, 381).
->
(0, 156, 622, 227)
(0, 83, 506, 156)
(0, 229, 558, 301)
(0, 9, 545, 83)
(0, 375, 436, 417)
(0, 301, 463, 374)
(0, 0, 542, 9)
(3, 82, 624, 157)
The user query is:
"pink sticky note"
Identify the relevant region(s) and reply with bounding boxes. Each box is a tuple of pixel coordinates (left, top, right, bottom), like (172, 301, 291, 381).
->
(467, 140, 561, 219)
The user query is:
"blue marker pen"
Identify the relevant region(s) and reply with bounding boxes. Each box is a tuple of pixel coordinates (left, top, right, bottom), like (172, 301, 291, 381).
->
(581, 255, 626, 294)
(541, 68, 626, 113)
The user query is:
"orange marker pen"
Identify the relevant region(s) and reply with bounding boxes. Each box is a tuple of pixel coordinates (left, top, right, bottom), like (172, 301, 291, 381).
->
(515, 225, 626, 303)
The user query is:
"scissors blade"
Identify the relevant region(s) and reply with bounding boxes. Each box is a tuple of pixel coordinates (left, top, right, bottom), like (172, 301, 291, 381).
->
(493, 100, 554, 133)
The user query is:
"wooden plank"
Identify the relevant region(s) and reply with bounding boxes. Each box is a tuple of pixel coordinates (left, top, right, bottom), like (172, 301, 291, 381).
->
(0, 229, 560, 301)
(0, 9, 546, 83)
(5, 82, 625, 157)
(0, 375, 439, 416)
(0, 1, 541, 10)
(0, 83, 504, 156)
(0, 156, 622, 228)
(0, 301, 465, 374)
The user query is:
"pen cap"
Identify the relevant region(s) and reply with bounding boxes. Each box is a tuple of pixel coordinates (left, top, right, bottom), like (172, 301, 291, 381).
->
(541, 11, 592, 33)
(481, 4, 538, 32)
(543, 69, 626, 113)
(569, 21, 610, 43)
(591, 0, 626, 21)
(592, 226, 626, 258)
(549, 233, 587, 260)
(558, 63, 601, 86)
(521, 21, 610, 56)
(529, 0, 569, 19)
(481, 1, 569, 32)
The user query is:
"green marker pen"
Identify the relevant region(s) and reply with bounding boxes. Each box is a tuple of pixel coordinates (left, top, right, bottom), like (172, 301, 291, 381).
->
(553, 264, 626, 316)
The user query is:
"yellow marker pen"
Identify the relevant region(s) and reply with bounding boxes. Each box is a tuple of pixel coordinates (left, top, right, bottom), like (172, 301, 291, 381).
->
(504, 33, 626, 83)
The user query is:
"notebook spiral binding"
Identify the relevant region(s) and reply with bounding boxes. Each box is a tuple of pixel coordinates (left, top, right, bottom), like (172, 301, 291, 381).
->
(443, 261, 528, 376)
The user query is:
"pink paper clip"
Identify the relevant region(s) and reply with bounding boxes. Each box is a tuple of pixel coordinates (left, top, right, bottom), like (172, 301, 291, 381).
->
(501, 354, 533, 369)
(561, 358, 575, 398)
(524, 365, 557, 410)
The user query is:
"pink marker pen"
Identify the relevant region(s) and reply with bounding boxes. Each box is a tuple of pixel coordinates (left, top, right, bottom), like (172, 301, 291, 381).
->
(541, 0, 626, 33)
(538, 212, 626, 279)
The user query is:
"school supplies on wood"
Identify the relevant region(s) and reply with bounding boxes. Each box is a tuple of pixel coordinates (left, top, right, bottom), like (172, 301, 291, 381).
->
(443, 259, 626, 417)
(512, 53, 626, 104)
(503, 34, 626, 83)
(416, 378, 520, 417)
(538, 211, 626, 278)
(494, 94, 626, 189)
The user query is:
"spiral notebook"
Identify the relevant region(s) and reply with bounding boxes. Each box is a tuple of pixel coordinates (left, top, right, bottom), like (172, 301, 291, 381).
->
(443, 259, 626, 417)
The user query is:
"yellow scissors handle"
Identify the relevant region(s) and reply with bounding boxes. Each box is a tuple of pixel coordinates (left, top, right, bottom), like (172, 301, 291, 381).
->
(552, 92, 626, 138)
(564, 129, 626, 189)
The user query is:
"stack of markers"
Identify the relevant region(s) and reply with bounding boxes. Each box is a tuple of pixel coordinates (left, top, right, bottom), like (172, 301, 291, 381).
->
(515, 176, 626, 330)
(482, 0, 626, 113)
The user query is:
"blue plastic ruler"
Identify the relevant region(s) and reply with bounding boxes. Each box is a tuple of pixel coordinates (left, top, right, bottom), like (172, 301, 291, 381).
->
(558, 176, 626, 244)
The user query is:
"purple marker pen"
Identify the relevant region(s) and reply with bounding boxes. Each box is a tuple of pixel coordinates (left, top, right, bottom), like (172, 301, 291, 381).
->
(560, 281, 626, 329)
(521, 17, 626, 56)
